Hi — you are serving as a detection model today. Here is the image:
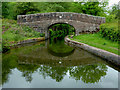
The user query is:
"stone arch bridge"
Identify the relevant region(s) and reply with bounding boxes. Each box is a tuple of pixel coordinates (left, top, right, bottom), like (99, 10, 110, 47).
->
(17, 12, 105, 39)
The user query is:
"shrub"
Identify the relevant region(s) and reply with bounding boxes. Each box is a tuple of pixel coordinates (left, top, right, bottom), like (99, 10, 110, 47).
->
(105, 14, 116, 23)
(100, 22, 119, 42)
(14, 34, 22, 42)
(22, 26, 32, 32)
(2, 39, 10, 53)
(40, 33, 45, 37)
(2, 19, 46, 53)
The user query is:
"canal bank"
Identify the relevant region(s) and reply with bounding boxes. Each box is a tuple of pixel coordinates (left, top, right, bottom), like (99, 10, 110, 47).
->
(65, 36, 120, 66)
(2, 37, 45, 53)
(12, 37, 45, 46)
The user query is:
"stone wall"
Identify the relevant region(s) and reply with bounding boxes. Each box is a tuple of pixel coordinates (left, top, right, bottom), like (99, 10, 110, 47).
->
(64, 36, 120, 66)
(17, 12, 106, 38)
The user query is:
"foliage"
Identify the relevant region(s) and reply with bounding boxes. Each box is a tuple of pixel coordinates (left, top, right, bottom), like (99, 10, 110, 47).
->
(105, 14, 116, 23)
(13, 2, 39, 20)
(17, 64, 39, 83)
(37, 2, 71, 13)
(105, 4, 119, 23)
(2, 2, 109, 20)
(69, 64, 107, 83)
(2, 2, 9, 18)
(49, 24, 75, 39)
(2, 19, 45, 52)
(48, 39, 74, 57)
(100, 22, 119, 42)
(2, 53, 18, 84)
(15, 2, 39, 15)
(2, 2, 39, 20)
(109, 4, 119, 19)
(2, 39, 10, 53)
(71, 33, 118, 55)
(71, 1, 108, 16)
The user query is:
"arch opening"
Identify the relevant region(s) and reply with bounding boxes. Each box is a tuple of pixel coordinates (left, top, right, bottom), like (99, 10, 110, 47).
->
(47, 23, 75, 57)
(48, 23, 75, 40)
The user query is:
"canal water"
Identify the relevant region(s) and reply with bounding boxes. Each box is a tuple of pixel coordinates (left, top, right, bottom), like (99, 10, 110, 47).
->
(2, 39, 119, 88)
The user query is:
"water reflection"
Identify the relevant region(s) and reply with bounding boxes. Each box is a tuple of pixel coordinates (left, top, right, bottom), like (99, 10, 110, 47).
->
(48, 39, 75, 57)
(69, 65, 107, 83)
(39, 64, 107, 83)
(2, 39, 118, 88)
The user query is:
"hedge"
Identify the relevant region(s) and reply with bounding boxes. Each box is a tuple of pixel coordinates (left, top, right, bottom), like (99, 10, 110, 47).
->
(99, 22, 119, 42)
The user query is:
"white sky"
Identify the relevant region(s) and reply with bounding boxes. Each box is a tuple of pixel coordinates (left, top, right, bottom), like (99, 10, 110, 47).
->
(108, 0, 119, 7)
(74, 0, 120, 8)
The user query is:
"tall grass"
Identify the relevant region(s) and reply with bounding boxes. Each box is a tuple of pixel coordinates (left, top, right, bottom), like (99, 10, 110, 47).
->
(2, 19, 45, 52)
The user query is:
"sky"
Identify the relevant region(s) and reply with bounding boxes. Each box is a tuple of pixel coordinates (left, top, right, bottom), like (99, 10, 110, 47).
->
(74, 0, 120, 8)
(108, 0, 119, 7)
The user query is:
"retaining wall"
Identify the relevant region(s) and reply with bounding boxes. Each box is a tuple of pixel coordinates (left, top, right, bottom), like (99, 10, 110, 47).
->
(65, 36, 120, 66)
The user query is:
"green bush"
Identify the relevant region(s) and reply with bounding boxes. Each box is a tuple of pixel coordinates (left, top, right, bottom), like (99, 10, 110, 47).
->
(100, 22, 119, 42)
(105, 14, 116, 23)
(14, 34, 23, 42)
(49, 24, 75, 39)
(22, 26, 32, 32)
(2, 39, 10, 53)
(2, 19, 45, 53)
(40, 33, 45, 37)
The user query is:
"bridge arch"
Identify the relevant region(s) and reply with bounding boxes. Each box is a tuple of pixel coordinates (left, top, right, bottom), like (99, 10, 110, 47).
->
(17, 12, 105, 39)
(47, 22, 76, 38)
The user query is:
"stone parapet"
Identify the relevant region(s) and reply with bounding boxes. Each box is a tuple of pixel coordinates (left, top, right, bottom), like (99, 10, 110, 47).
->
(17, 12, 105, 24)
(17, 12, 106, 39)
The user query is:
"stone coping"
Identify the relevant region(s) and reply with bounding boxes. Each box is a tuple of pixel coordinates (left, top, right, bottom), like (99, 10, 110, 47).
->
(64, 36, 120, 66)
(17, 12, 105, 24)
(18, 12, 106, 19)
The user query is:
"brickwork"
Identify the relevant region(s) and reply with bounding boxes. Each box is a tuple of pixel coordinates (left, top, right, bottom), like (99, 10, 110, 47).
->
(17, 12, 105, 39)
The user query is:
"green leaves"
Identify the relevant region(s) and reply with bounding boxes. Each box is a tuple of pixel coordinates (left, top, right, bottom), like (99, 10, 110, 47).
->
(71, 1, 108, 16)
(2, 2, 109, 20)
(49, 24, 75, 39)
(100, 23, 119, 41)
(15, 2, 39, 15)
(2, 19, 45, 50)
(2, 2, 9, 18)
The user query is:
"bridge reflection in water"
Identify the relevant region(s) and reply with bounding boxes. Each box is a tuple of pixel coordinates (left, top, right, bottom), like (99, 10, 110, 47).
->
(2, 39, 118, 88)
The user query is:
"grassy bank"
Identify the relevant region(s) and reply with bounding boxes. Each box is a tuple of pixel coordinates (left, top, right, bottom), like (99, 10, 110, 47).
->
(70, 21, 119, 55)
(70, 33, 119, 55)
(2, 19, 45, 52)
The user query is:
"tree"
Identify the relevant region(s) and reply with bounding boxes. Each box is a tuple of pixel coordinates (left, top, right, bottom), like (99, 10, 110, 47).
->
(35, 2, 72, 12)
(2, 2, 9, 18)
(14, 2, 39, 19)
(2, 2, 109, 20)
(71, 1, 108, 16)
(110, 4, 119, 19)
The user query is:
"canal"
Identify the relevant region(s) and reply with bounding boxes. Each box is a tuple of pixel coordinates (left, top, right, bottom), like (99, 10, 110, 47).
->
(2, 39, 119, 88)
